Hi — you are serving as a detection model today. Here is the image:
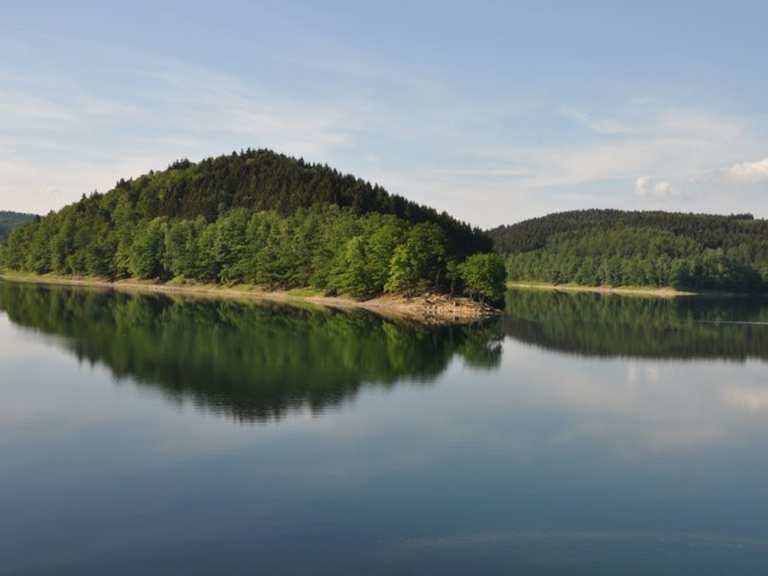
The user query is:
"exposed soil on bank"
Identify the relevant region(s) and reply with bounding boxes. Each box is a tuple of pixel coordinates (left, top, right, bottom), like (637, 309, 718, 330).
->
(0, 273, 500, 324)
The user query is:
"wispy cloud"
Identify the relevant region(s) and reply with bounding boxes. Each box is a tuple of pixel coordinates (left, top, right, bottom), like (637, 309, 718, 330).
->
(0, 62, 362, 213)
(728, 158, 768, 183)
(142, 65, 354, 155)
(2, 52, 767, 225)
(430, 168, 529, 178)
(560, 108, 635, 136)
(0, 91, 74, 123)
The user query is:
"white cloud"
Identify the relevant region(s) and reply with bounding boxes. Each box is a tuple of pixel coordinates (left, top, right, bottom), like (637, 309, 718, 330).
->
(728, 158, 768, 183)
(634, 175, 651, 196)
(474, 107, 752, 202)
(653, 180, 673, 197)
(634, 176, 675, 199)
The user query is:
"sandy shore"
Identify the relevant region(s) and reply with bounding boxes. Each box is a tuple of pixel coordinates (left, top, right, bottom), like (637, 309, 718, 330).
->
(0, 272, 500, 324)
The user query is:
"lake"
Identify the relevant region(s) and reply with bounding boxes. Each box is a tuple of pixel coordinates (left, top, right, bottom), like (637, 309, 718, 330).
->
(2, 281, 768, 575)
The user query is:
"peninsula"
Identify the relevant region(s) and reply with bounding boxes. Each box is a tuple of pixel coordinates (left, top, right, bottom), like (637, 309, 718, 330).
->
(0, 150, 506, 320)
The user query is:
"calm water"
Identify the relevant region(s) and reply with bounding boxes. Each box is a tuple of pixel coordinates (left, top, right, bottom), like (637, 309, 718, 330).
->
(2, 282, 768, 575)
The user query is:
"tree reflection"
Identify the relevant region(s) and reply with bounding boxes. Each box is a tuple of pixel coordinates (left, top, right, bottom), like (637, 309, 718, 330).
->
(504, 289, 768, 361)
(0, 282, 502, 422)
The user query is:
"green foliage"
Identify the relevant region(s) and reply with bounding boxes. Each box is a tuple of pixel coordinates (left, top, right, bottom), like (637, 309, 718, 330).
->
(53, 148, 490, 253)
(128, 218, 167, 279)
(0, 211, 36, 241)
(384, 223, 447, 295)
(163, 218, 206, 279)
(334, 236, 377, 298)
(460, 253, 507, 304)
(0, 151, 498, 304)
(490, 211, 768, 292)
(3, 203, 496, 302)
(1, 222, 33, 270)
(489, 209, 762, 254)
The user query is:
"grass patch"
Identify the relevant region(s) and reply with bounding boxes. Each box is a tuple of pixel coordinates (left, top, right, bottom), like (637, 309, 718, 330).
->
(286, 287, 325, 297)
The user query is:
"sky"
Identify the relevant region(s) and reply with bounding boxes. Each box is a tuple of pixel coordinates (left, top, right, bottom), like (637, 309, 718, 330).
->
(1, 0, 767, 228)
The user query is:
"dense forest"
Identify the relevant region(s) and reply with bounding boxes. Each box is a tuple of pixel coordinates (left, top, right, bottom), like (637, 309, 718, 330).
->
(0, 149, 505, 303)
(0, 211, 36, 240)
(0, 282, 502, 422)
(489, 210, 768, 291)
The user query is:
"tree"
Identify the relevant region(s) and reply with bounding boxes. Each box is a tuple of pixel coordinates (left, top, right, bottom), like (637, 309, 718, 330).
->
(385, 244, 419, 295)
(129, 218, 167, 279)
(460, 253, 506, 305)
(385, 223, 447, 295)
(364, 215, 406, 293)
(1, 195, 504, 303)
(213, 209, 250, 284)
(492, 210, 768, 293)
(163, 218, 205, 279)
(334, 236, 376, 298)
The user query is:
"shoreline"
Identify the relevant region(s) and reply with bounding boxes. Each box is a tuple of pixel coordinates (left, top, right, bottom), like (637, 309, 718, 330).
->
(0, 272, 500, 324)
(506, 281, 761, 298)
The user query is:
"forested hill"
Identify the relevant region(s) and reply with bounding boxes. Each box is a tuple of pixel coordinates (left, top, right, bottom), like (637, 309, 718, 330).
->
(0, 212, 36, 240)
(0, 149, 505, 304)
(488, 209, 764, 254)
(488, 209, 768, 291)
(108, 149, 490, 254)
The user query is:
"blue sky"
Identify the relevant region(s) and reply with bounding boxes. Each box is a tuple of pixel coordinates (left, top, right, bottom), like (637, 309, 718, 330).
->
(2, 1, 767, 227)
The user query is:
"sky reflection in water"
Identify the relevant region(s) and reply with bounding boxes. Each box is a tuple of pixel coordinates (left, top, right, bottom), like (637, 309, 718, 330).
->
(1, 282, 767, 575)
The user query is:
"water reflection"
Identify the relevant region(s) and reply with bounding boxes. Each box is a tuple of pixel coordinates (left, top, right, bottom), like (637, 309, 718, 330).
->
(0, 282, 502, 422)
(4, 282, 768, 574)
(504, 289, 768, 360)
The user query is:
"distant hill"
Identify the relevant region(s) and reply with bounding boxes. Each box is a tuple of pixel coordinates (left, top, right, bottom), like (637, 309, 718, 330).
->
(0, 212, 37, 240)
(0, 149, 504, 303)
(488, 209, 768, 291)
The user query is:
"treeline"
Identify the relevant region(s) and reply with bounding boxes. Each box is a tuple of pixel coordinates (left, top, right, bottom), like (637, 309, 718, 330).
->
(0, 282, 502, 422)
(0, 211, 36, 240)
(488, 209, 765, 253)
(489, 210, 768, 291)
(0, 149, 505, 303)
(1, 205, 505, 303)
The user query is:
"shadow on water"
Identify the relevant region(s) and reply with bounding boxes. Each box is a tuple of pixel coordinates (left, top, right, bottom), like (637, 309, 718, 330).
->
(0, 281, 503, 422)
(503, 288, 768, 361)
